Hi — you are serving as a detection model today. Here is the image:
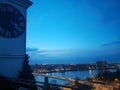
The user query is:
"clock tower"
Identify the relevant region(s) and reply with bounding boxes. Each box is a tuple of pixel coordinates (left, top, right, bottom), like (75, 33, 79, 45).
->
(0, 0, 32, 78)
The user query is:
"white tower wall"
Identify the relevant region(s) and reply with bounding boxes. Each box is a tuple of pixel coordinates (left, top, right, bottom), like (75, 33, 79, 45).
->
(0, 0, 32, 78)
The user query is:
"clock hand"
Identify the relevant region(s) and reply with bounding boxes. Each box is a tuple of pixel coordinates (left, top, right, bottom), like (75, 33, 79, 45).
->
(10, 20, 18, 29)
(10, 20, 23, 33)
(14, 23, 18, 29)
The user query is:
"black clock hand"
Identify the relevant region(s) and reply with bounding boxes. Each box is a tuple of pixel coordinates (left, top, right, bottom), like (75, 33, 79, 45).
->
(10, 20, 18, 29)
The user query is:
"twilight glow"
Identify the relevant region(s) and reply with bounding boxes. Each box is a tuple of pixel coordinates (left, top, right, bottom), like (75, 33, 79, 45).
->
(26, 0, 120, 64)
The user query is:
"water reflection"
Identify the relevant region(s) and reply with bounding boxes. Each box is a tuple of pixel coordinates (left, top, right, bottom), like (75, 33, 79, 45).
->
(35, 69, 116, 85)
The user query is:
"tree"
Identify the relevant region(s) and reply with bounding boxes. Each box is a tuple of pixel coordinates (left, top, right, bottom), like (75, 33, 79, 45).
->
(18, 54, 37, 90)
(19, 54, 34, 80)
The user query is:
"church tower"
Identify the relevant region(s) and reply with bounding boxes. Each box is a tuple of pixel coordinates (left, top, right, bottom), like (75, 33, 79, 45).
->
(0, 0, 32, 78)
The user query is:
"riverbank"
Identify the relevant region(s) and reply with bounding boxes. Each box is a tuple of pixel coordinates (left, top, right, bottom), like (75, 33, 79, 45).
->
(31, 63, 119, 73)
(33, 68, 117, 74)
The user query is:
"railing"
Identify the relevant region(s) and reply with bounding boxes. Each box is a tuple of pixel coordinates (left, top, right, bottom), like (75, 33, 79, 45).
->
(0, 77, 79, 90)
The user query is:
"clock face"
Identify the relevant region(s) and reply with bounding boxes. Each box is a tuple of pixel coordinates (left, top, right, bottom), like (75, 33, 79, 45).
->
(0, 3, 26, 38)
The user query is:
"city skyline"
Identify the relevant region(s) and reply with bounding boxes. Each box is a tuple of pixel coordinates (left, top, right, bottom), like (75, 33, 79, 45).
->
(26, 0, 120, 64)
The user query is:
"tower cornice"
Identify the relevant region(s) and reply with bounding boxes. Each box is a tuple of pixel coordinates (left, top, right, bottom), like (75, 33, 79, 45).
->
(5, 0, 33, 8)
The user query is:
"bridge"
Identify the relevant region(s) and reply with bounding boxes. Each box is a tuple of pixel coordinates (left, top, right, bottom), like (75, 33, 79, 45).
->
(33, 73, 119, 90)
(33, 73, 89, 85)
(33, 73, 112, 85)
(33, 73, 75, 81)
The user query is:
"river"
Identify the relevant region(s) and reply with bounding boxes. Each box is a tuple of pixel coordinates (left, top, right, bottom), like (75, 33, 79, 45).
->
(35, 69, 116, 85)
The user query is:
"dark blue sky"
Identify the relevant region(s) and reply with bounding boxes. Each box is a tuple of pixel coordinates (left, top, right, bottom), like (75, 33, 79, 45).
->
(26, 0, 120, 64)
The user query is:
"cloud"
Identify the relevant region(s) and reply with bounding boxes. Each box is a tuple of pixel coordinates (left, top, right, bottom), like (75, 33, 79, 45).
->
(26, 47, 71, 59)
(101, 41, 120, 47)
(26, 47, 39, 52)
(26, 47, 47, 54)
(26, 46, 120, 64)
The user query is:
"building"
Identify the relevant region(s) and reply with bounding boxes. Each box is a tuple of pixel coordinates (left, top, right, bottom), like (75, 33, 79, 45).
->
(0, 0, 32, 78)
(96, 61, 108, 71)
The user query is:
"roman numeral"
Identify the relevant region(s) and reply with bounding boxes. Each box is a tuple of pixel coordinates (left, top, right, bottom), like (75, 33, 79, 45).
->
(0, 27, 5, 36)
(6, 5, 13, 12)
(13, 30, 18, 36)
(14, 11, 19, 15)
(18, 17, 24, 20)
(6, 31, 11, 38)
(19, 22, 25, 27)
(0, 27, 2, 31)
(0, 5, 6, 12)
(17, 27, 24, 34)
